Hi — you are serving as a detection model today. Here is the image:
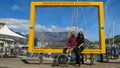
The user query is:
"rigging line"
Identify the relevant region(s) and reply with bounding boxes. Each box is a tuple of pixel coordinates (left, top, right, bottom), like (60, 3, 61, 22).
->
(68, 0, 79, 37)
(78, 0, 89, 39)
(72, 0, 79, 34)
(112, 21, 115, 46)
(106, 0, 112, 5)
(106, 21, 114, 46)
(68, 7, 78, 37)
(105, 0, 112, 38)
(105, 6, 114, 39)
(105, 5, 110, 38)
(71, 8, 76, 31)
(75, 0, 79, 33)
(68, 8, 76, 38)
(75, 7, 78, 33)
(107, 21, 114, 39)
(81, 8, 89, 39)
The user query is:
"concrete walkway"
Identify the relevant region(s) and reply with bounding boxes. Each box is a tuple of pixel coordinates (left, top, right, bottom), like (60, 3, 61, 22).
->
(0, 57, 120, 68)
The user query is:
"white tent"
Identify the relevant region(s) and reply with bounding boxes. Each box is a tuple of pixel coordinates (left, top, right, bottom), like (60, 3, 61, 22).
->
(0, 25, 26, 58)
(0, 25, 26, 40)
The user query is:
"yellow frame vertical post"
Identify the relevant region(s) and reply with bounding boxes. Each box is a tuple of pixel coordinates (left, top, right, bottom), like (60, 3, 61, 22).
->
(99, 3, 105, 53)
(28, 2, 106, 54)
(28, 3, 35, 52)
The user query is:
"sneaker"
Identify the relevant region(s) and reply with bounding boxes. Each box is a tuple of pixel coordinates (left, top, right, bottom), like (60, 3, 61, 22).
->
(75, 64, 81, 67)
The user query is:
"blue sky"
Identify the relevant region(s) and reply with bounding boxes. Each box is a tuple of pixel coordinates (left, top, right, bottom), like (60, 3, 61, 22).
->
(0, 0, 120, 41)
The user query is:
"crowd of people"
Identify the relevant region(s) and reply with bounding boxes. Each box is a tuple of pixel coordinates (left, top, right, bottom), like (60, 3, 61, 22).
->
(0, 45, 27, 57)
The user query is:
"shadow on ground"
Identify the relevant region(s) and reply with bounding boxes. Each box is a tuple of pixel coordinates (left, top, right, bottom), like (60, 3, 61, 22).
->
(0, 67, 11, 68)
(0, 55, 17, 58)
(21, 59, 42, 65)
(98, 61, 120, 64)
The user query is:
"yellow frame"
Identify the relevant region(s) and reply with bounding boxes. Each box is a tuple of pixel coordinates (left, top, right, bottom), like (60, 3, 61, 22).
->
(28, 2, 106, 54)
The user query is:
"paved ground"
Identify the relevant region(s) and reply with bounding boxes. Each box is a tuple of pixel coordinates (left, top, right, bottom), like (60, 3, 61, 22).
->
(0, 57, 120, 68)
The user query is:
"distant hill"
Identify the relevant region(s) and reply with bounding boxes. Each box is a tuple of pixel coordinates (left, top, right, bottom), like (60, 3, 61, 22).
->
(11, 30, 28, 44)
(34, 32, 91, 48)
(106, 35, 120, 44)
(35, 32, 68, 43)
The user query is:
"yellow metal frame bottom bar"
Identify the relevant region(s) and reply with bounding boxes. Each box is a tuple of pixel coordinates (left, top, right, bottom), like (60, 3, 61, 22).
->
(29, 49, 102, 54)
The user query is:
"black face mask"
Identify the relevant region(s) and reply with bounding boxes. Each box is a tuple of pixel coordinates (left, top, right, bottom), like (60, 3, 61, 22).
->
(71, 34, 75, 37)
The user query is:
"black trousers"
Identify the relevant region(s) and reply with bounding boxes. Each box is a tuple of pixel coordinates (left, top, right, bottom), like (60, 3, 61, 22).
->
(63, 48, 68, 54)
(74, 47, 84, 64)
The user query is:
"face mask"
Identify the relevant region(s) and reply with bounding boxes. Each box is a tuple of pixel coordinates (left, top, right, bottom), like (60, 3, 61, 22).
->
(72, 34, 75, 37)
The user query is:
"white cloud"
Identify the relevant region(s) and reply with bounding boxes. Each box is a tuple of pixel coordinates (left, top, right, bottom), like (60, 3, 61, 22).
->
(0, 18, 29, 30)
(0, 18, 83, 32)
(48, 25, 61, 32)
(35, 25, 46, 31)
(46, 25, 83, 32)
(65, 26, 83, 32)
(11, 4, 22, 11)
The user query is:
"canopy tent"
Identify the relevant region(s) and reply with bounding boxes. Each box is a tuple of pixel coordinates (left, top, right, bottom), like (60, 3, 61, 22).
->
(0, 25, 26, 40)
(0, 38, 14, 41)
(0, 25, 27, 58)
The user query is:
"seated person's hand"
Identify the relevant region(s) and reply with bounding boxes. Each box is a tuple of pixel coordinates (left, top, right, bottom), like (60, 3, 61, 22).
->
(65, 46, 68, 48)
(78, 46, 81, 48)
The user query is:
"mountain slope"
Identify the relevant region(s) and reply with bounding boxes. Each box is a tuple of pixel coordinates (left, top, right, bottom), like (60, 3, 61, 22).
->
(34, 32, 91, 48)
